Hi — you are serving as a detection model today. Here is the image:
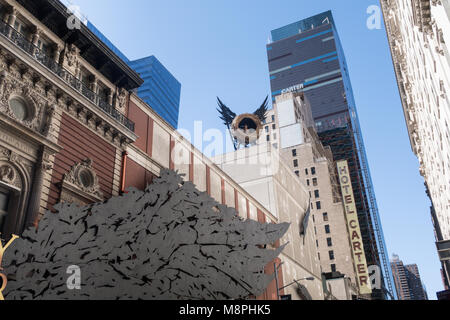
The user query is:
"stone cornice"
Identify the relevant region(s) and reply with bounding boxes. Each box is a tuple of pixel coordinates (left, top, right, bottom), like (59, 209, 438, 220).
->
(0, 35, 138, 148)
(380, 0, 419, 155)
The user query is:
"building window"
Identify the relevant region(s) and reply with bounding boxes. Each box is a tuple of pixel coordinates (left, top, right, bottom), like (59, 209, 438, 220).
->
(327, 238, 333, 247)
(316, 240, 319, 248)
(265, 126, 269, 133)
(325, 225, 331, 234)
(311, 167, 316, 175)
(266, 135, 270, 142)
(273, 133, 277, 140)
(292, 149, 297, 157)
(323, 212, 329, 222)
(306, 179, 310, 186)
(305, 168, 309, 175)
(329, 251, 335, 260)
(314, 190, 320, 198)
(80, 69, 92, 87)
(272, 124, 276, 130)
(316, 201, 321, 210)
(313, 178, 318, 186)
(331, 264, 337, 273)
(13, 18, 29, 37)
(295, 171, 300, 177)
(293, 160, 298, 167)
(272, 115, 275, 122)
(9, 97, 31, 121)
(0, 187, 11, 233)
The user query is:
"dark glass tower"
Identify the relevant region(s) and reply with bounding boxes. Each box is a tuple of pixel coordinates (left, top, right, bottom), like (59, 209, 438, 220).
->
(267, 11, 396, 299)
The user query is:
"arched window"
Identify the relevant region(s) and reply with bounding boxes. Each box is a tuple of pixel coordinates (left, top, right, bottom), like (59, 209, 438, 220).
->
(0, 162, 28, 237)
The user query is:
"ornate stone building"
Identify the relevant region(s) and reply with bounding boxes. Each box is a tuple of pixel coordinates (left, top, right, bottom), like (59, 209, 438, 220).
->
(0, 0, 330, 300)
(381, 0, 450, 292)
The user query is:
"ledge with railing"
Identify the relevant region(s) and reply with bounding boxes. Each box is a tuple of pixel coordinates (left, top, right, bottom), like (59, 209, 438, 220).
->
(0, 20, 135, 132)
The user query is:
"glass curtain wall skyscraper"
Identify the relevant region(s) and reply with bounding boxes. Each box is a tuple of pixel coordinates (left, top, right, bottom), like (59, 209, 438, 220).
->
(87, 22, 181, 128)
(267, 11, 396, 299)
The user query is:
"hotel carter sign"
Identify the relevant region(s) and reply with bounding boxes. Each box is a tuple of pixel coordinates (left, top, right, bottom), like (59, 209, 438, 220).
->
(0, 234, 19, 300)
(336, 161, 372, 295)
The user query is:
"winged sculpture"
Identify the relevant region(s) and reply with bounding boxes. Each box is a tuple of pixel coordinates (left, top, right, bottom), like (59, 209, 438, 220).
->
(217, 96, 269, 150)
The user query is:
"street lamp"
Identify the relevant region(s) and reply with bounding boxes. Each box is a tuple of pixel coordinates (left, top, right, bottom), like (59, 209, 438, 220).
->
(273, 261, 315, 300)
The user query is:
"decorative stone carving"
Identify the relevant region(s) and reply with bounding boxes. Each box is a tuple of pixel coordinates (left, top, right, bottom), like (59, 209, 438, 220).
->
(117, 88, 127, 112)
(0, 77, 48, 133)
(62, 159, 103, 202)
(0, 164, 15, 184)
(64, 44, 79, 68)
(41, 104, 56, 137)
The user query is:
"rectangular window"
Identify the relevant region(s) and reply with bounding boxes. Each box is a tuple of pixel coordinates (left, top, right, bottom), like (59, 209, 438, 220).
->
(0, 188, 11, 232)
(266, 135, 270, 142)
(293, 160, 298, 167)
(311, 167, 316, 175)
(306, 179, 310, 186)
(331, 264, 337, 273)
(323, 212, 329, 222)
(314, 190, 320, 198)
(327, 238, 333, 247)
(305, 168, 309, 175)
(272, 124, 276, 130)
(272, 115, 275, 122)
(316, 201, 321, 210)
(329, 251, 335, 260)
(292, 149, 297, 157)
(295, 171, 300, 177)
(265, 126, 269, 133)
(325, 225, 331, 234)
(14, 18, 28, 36)
(313, 178, 318, 186)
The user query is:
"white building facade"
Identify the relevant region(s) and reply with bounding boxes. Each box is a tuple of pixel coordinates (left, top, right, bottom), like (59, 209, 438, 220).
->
(381, 0, 450, 287)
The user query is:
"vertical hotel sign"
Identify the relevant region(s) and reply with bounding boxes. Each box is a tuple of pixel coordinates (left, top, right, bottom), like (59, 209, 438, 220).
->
(336, 160, 372, 295)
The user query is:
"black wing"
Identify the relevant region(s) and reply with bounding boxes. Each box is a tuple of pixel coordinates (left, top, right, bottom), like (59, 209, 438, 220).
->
(253, 96, 269, 122)
(217, 97, 237, 128)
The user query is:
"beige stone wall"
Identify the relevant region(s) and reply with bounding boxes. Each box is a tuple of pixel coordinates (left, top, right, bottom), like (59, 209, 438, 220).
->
(382, 0, 450, 242)
(280, 142, 356, 286)
(213, 144, 325, 300)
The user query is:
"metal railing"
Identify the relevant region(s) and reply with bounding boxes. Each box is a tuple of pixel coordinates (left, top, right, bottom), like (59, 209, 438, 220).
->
(0, 20, 135, 132)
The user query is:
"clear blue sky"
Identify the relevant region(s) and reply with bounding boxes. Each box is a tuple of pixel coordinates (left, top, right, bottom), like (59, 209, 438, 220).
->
(72, 0, 443, 298)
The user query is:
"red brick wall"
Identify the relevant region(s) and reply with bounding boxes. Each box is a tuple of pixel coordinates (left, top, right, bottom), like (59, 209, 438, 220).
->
(124, 158, 155, 191)
(127, 100, 153, 157)
(47, 113, 117, 209)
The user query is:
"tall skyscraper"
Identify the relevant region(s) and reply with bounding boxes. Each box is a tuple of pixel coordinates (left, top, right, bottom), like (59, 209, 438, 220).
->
(87, 22, 181, 128)
(381, 0, 450, 297)
(128, 56, 181, 129)
(266, 11, 396, 299)
(391, 255, 428, 300)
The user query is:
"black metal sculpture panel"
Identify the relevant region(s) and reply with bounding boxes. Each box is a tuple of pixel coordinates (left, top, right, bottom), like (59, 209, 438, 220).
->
(2, 169, 288, 300)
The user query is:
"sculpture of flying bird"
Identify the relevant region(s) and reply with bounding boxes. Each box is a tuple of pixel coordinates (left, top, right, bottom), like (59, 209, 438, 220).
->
(217, 96, 269, 150)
